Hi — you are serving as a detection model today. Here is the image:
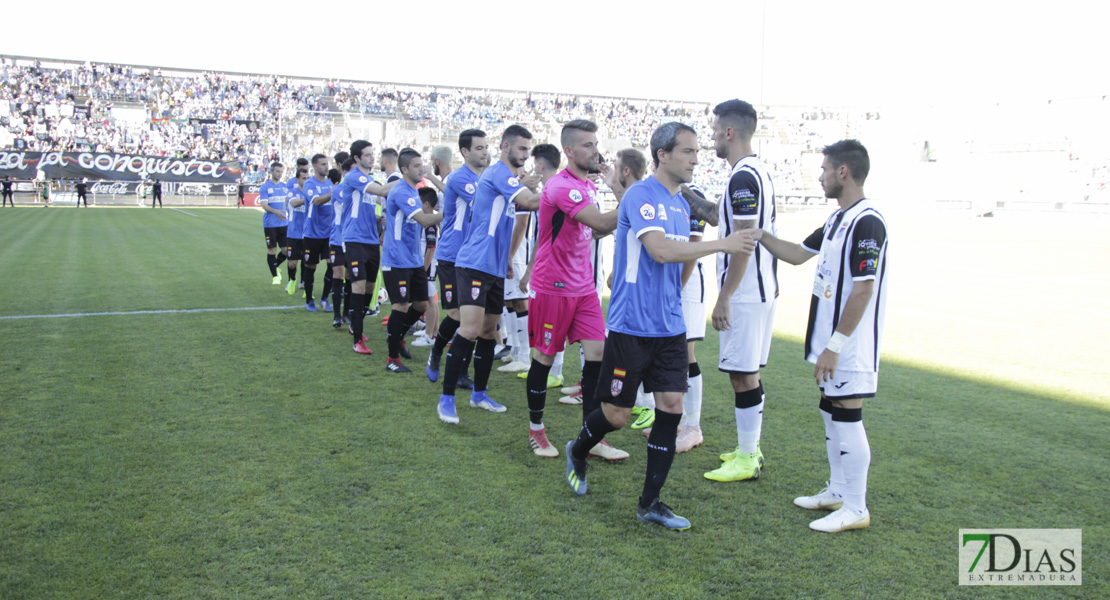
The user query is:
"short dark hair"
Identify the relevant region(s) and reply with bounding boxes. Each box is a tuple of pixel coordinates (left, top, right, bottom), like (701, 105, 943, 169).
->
(350, 140, 372, 159)
(822, 139, 870, 184)
(459, 129, 487, 151)
(531, 144, 561, 171)
(311, 153, 327, 165)
(649, 122, 697, 168)
(380, 148, 399, 163)
(341, 157, 356, 173)
(501, 124, 533, 147)
(560, 119, 597, 148)
(616, 148, 646, 181)
(296, 167, 309, 177)
(334, 151, 350, 165)
(295, 157, 310, 167)
(418, 187, 438, 206)
(398, 148, 421, 171)
(327, 168, 341, 184)
(270, 161, 283, 170)
(713, 99, 758, 139)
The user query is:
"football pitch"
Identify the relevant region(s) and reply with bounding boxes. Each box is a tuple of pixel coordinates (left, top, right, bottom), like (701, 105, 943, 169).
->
(0, 206, 1106, 599)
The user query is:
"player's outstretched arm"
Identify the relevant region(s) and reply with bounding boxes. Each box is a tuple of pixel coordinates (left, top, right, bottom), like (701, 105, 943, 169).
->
(758, 230, 817, 265)
(410, 209, 442, 228)
(364, 180, 398, 197)
(680, 184, 719, 227)
(311, 192, 332, 206)
(572, 204, 619, 235)
(640, 228, 758, 264)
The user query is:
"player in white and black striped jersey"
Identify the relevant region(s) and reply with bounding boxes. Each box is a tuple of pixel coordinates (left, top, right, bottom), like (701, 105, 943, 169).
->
(757, 139, 888, 533)
(704, 99, 780, 483)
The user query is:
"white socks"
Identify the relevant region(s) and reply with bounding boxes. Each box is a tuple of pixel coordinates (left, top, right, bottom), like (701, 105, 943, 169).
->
(551, 350, 564, 380)
(514, 312, 529, 363)
(821, 407, 847, 497)
(834, 418, 870, 512)
(735, 401, 763, 453)
(684, 372, 703, 428)
(634, 384, 655, 409)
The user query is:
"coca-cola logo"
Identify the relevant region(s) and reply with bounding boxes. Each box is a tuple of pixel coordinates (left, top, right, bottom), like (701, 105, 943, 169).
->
(90, 182, 134, 194)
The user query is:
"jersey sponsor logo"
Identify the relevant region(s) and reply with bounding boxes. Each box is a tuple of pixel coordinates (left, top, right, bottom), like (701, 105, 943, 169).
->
(858, 239, 880, 252)
(465, 183, 476, 194)
(508, 177, 520, 187)
(569, 189, 583, 203)
(639, 203, 656, 220)
(858, 258, 877, 271)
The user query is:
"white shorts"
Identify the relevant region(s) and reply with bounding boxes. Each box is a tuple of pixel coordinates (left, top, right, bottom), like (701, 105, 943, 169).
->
(682, 297, 706, 341)
(504, 259, 528, 301)
(818, 369, 878, 399)
(718, 300, 776, 373)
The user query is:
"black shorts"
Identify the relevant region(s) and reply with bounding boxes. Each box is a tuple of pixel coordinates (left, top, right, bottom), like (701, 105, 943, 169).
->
(328, 244, 346, 269)
(302, 237, 329, 265)
(383, 266, 429, 305)
(596, 331, 688, 408)
(345, 242, 380, 283)
(264, 226, 287, 249)
(457, 266, 504, 315)
(285, 238, 304, 259)
(437, 260, 459, 310)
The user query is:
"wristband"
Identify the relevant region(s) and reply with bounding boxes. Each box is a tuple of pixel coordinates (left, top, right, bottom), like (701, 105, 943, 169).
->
(825, 332, 848, 354)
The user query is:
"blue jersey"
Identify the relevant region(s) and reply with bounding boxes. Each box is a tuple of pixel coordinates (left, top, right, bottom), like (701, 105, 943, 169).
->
(455, 160, 527, 278)
(436, 166, 481, 263)
(286, 182, 307, 239)
(259, 179, 288, 228)
(607, 176, 691, 338)
(342, 168, 382, 245)
(301, 177, 334, 239)
(330, 179, 350, 247)
(383, 179, 425, 269)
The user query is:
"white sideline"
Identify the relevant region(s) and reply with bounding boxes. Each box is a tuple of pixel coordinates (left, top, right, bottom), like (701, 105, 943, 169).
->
(0, 306, 299, 321)
(170, 208, 199, 217)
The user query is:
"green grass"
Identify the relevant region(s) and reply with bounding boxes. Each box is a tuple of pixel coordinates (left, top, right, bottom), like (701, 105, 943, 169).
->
(0, 208, 1106, 599)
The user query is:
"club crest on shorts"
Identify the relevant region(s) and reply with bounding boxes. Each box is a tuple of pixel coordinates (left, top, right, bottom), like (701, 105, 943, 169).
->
(611, 368, 626, 396)
(543, 322, 554, 346)
(445, 283, 453, 303)
(471, 279, 481, 300)
(399, 280, 407, 296)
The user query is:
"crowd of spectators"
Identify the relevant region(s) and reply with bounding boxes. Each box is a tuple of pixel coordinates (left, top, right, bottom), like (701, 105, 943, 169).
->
(2, 56, 861, 192)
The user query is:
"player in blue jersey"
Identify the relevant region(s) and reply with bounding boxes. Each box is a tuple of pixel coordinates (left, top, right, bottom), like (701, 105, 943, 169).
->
(436, 125, 542, 424)
(427, 129, 489, 388)
(260, 162, 289, 285)
(562, 122, 759, 530)
(285, 165, 310, 295)
(328, 153, 353, 328)
(300, 154, 335, 313)
(381, 149, 443, 373)
(342, 140, 399, 355)
(282, 157, 310, 295)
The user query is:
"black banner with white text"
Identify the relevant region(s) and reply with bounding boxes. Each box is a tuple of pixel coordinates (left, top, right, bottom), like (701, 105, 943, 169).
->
(0, 151, 242, 182)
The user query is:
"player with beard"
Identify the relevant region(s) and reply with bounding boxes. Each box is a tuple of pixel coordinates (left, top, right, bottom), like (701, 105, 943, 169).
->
(563, 122, 758, 530)
(704, 100, 780, 483)
(756, 140, 887, 533)
(302, 154, 336, 313)
(259, 162, 289, 285)
(381, 149, 443, 372)
(427, 130, 490, 390)
(436, 125, 541, 424)
(342, 140, 399, 355)
(328, 154, 353, 328)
